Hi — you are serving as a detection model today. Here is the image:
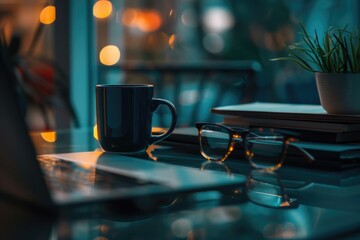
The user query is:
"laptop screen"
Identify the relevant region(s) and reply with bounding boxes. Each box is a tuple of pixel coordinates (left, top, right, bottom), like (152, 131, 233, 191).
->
(0, 57, 53, 207)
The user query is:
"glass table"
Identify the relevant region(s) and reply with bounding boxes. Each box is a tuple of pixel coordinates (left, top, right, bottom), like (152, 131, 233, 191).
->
(2, 128, 360, 239)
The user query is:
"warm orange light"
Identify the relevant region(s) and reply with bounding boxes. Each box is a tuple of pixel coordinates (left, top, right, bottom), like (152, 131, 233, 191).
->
(152, 127, 166, 133)
(136, 10, 162, 32)
(93, 124, 98, 140)
(64, 151, 103, 170)
(99, 45, 121, 66)
(122, 9, 162, 32)
(169, 34, 176, 49)
(39, 6, 56, 25)
(122, 8, 139, 27)
(40, 131, 56, 143)
(93, 0, 113, 19)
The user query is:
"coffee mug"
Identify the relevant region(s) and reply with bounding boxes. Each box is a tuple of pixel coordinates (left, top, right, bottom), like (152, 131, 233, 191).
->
(96, 84, 177, 152)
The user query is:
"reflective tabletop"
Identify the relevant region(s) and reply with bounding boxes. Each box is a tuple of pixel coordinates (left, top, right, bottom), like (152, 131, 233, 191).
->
(2, 128, 360, 239)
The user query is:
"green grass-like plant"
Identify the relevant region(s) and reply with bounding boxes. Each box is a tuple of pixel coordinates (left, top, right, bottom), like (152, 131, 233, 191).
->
(271, 23, 360, 73)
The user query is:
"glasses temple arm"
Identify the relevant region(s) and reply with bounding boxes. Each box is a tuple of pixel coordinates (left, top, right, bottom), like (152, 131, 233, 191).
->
(288, 143, 315, 162)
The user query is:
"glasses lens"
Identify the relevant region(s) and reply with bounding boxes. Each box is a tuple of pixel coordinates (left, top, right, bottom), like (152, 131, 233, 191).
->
(244, 129, 285, 170)
(199, 125, 231, 161)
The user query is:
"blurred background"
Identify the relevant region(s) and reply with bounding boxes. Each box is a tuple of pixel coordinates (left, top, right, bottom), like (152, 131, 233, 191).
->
(0, 0, 359, 131)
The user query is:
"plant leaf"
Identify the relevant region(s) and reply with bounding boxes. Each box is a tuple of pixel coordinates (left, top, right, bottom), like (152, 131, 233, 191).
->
(334, 33, 353, 72)
(270, 57, 315, 72)
(270, 22, 360, 73)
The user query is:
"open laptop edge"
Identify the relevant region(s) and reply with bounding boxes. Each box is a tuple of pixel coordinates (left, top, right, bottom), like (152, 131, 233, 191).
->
(40, 151, 244, 207)
(0, 54, 54, 208)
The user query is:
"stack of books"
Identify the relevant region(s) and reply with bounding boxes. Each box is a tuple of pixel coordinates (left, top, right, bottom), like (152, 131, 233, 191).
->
(211, 102, 360, 170)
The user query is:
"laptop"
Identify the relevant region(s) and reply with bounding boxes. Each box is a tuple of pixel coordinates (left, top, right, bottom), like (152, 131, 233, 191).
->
(0, 61, 244, 209)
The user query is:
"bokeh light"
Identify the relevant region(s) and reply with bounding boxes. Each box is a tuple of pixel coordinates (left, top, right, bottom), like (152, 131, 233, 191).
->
(181, 8, 197, 27)
(40, 131, 56, 143)
(122, 8, 139, 27)
(171, 218, 193, 238)
(169, 34, 176, 49)
(93, 0, 113, 19)
(179, 89, 199, 106)
(137, 10, 162, 32)
(39, 6, 56, 25)
(122, 9, 162, 32)
(207, 207, 242, 224)
(203, 33, 225, 53)
(202, 7, 234, 33)
(263, 222, 297, 238)
(249, 24, 295, 52)
(99, 45, 121, 66)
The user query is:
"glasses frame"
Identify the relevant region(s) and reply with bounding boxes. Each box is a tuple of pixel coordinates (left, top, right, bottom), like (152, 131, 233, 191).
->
(195, 122, 314, 171)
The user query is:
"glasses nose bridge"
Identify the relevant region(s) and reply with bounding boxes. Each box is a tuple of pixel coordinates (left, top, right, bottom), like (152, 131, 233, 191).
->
(233, 133, 241, 139)
(232, 133, 243, 148)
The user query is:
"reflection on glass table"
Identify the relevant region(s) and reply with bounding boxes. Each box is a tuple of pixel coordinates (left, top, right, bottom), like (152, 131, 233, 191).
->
(23, 128, 360, 239)
(200, 161, 298, 208)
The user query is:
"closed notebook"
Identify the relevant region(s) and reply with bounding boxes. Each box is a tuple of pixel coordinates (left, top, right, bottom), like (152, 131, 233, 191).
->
(212, 102, 360, 143)
(211, 102, 360, 123)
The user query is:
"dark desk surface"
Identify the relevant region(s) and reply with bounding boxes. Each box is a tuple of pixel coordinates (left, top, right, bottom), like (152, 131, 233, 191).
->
(2, 128, 360, 239)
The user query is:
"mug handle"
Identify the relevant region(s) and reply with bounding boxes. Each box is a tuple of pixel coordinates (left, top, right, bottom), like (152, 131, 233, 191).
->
(150, 98, 177, 144)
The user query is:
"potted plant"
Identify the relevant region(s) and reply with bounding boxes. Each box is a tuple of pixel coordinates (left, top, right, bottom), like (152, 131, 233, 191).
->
(271, 23, 360, 115)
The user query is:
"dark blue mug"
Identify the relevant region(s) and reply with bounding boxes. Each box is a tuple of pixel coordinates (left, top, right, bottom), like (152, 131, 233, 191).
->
(96, 84, 177, 152)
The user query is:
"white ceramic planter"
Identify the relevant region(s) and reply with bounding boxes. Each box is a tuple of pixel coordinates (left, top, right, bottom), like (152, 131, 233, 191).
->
(315, 73, 360, 115)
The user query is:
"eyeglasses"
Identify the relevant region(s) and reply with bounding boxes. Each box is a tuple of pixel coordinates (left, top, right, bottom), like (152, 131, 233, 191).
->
(195, 122, 314, 171)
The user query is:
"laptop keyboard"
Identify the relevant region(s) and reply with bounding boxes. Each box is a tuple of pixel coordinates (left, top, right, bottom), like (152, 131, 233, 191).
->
(37, 155, 154, 194)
